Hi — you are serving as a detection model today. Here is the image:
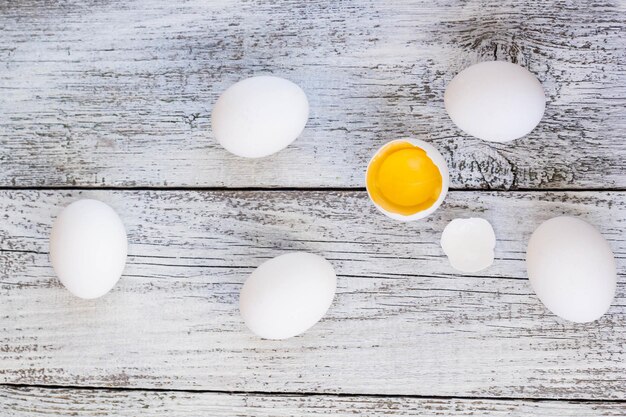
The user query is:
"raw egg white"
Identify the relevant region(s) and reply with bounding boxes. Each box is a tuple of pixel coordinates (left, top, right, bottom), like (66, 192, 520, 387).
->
(526, 216, 616, 323)
(49, 199, 128, 299)
(211, 76, 309, 158)
(239, 252, 336, 340)
(366, 138, 449, 221)
(441, 218, 496, 273)
(444, 61, 545, 142)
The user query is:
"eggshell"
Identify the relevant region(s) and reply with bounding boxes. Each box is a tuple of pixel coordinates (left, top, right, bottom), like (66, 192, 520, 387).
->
(444, 61, 545, 143)
(239, 252, 336, 340)
(441, 218, 496, 273)
(526, 216, 616, 323)
(211, 76, 309, 158)
(366, 138, 449, 222)
(49, 199, 128, 299)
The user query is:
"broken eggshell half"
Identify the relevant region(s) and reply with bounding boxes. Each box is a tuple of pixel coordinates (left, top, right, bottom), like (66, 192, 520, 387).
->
(365, 138, 449, 222)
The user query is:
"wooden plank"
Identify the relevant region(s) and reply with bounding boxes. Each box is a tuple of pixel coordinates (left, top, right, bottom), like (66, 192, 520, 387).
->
(2, 386, 625, 417)
(0, 0, 624, 189)
(0, 190, 624, 399)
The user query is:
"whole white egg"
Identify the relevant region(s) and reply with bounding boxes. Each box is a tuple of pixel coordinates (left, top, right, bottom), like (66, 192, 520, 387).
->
(526, 216, 616, 323)
(444, 61, 545, 142)
(239, 252, 336, 339)
(211, 76, 309, 158)
(49, 199, 128, 299)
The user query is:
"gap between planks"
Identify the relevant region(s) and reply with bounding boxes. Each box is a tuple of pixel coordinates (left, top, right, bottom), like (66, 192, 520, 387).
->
(2, 382, 626, 405)
(0, 186, 624, 193)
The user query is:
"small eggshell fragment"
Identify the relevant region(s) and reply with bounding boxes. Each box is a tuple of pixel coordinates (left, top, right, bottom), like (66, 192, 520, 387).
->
(441, 218, 496, 273)
(49, 199, 128, 299)
(211, 76, 309, 158)
(444, 61, 545, 142)
(526, 216, 617, 323)
(239, 252, 336, 340)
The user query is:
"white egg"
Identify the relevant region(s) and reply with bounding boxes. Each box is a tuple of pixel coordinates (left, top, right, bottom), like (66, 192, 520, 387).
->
(526, 216, 616, 323)
(211, 76, 309, 158)
(441, 218, 496, 273)
(239, 252, 336, 340)
(49, 199, 128, 299)
(444, 61, 545, 143)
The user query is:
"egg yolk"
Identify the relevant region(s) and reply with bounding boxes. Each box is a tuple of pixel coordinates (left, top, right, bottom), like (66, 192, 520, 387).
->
(366, 141, 443, 216)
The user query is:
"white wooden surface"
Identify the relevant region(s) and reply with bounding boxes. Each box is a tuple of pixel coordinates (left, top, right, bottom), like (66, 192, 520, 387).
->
(3, 386, 626, 417)
(1, 0, 625, 415)
(1, 191, 624, 401)
(0, 0, 624, 189)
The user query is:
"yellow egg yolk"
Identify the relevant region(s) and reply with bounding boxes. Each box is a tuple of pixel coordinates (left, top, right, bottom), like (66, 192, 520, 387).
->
(366, 141, 443, 216)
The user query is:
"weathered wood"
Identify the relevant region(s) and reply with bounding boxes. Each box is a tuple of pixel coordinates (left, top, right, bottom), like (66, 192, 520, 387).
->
(0, 0, 624, 189)
(2, 386, 626, 417)
(0, 190, 624, 399)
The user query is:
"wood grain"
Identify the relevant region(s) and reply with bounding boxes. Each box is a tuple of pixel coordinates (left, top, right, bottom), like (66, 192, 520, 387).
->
(1, 0, 624, 189)
(1, 190, 624, 399)
(1, 1, 625, 410)
(2, 385, 625, 417)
